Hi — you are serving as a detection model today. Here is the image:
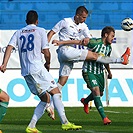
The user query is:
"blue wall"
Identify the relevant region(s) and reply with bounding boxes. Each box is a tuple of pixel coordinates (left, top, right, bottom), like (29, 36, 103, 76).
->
(0, 0, 133, 30)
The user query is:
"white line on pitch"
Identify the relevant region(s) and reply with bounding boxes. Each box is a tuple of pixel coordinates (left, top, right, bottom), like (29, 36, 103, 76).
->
(90, 109, 132, 114)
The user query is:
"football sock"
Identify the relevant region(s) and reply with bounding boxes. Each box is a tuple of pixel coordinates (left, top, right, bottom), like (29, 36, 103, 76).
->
(49, 97, 54, 109)
(97, 55, 122, 64)
(0, 102, 9, 122)
(94, 96, 106, 119)
(49, 83, 63, 110)
(84, 93, 94, 104)
(28, 101, 47, 128)
(52, 93, 68, 124)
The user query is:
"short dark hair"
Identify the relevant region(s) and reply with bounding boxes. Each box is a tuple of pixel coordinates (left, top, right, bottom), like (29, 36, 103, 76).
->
(26, 10, 38, 25)
(101, 26, 115, 37)
(75, 6, 88, 15)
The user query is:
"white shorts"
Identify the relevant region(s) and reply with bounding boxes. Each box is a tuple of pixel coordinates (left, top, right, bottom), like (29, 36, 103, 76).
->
(57, 46, 88, 76)
(24, 67, 57, 97)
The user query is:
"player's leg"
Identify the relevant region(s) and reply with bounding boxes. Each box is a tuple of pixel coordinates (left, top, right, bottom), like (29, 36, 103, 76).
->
(80, 71, 94, 114)
(92, 87, 111, 125)
(85, 47, 130, 65)
(56, 46, 75, 88)
(26, 94, 49, 133)
(0, 89, 9, 122)
(93, 73, 111, 125)
(46, 61, 73, 119)
(49, 87, 82, 130)
(49, 47, 74, 101)
(24, 74, 51, 133)
(81, 93, 93, 114)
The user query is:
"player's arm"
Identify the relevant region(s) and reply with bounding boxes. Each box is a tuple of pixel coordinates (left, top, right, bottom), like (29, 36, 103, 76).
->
(104, 64, 112, 79)
(1, 45, 14, 73)
(42, 48, 51, 71)
(47, 30, 56, 43)
(48, 19, 66, 43)
(52, 38, 90, 46)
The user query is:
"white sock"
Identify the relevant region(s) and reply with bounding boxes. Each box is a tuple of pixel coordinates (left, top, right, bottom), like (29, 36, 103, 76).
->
(49, 83, 63, 109)
(28, 101, 47, 128)
(97, 56, 122, 64)
(49, 97, 54, 109)
(52, 93, 68, 124)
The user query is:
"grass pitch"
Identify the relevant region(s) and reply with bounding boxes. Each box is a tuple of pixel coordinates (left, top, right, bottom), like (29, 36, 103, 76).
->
(1, 107, 133, 133)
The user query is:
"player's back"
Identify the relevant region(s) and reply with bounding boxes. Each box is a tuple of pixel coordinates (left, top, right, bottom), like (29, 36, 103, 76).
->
(16, 24, 48, 76)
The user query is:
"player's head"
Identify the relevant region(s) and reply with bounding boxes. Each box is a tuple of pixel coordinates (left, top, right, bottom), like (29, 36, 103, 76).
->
(101, 26, 115, 44)
(75, 6, 88, 24)
(26, 10, 38, 25)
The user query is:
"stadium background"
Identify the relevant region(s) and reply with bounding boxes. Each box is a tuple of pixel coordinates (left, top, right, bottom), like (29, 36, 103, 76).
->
(0, 0, 133, 107)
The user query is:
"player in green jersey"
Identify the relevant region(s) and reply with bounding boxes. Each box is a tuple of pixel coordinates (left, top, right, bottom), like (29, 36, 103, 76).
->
(52, 26, 130, 125)
(80, 26, 114, 125)
(0, 68, 9, 133)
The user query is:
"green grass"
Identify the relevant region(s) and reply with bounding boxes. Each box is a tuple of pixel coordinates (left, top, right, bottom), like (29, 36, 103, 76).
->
(1, 107, 133, 133)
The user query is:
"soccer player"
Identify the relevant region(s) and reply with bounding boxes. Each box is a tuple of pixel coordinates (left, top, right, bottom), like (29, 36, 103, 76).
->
(0, 89, 9, 121)
(0, 80, 9, 133)
(47, 6, 130, 119)
(0, 10, 82, 133)
(80, 26, 116, 125)
(52, 26, 130, 125)
(0, 67, 9, 133)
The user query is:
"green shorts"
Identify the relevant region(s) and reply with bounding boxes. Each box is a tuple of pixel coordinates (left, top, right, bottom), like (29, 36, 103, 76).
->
(82, 71, 104, 92)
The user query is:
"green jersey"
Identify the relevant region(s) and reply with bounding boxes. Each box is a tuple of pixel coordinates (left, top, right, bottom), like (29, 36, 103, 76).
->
(82, 38, 112, 74)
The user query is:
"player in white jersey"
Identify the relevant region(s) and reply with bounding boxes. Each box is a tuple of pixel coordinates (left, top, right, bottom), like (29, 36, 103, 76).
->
(47, 6, 92, 114)
(0, 10, 82, 133)
(47, 6, 130, 119)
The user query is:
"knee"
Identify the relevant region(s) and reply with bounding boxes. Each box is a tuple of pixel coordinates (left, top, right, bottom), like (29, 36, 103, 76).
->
(2, 92, 10, 102)
(5, 94, 10, 102)
(50, 87, 61, 95)
(86, 51, 98, 61)
(92, 86, 100, 96)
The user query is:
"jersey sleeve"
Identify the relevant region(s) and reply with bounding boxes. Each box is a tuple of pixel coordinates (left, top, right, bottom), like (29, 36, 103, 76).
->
(84, 26, 92, 38)
(41, 29, 50, 49)
(82, 24, 92, 38)
(52, 19, 66, 33)
(87, 38, 100, 49)
(8, 31, 18, 48)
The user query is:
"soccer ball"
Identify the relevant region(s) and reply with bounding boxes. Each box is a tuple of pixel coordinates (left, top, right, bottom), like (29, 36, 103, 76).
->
(121, 18, 133, 31)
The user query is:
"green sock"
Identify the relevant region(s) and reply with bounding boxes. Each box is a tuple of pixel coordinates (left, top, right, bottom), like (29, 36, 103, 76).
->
(84, 93, 94, 104)
(94, 96, 106, 119)
(0, 102, 9, 122)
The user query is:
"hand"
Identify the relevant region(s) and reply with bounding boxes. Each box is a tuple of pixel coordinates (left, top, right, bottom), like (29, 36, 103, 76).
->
(82, 38, 89, 46)
(52, 40, 60, 46)
(44, 63, 50, 72)
(108, 72, 112, 79)
(0, 64, 6, 73)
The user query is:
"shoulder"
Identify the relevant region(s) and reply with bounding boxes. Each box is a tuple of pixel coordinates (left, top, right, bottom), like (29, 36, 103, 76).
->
(36, 26, 47, 33)
(90, 38, 102, 43)
(64, 17, 73, 23)
(36, 26, 46, 31)
(56, 17, 73, 27)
